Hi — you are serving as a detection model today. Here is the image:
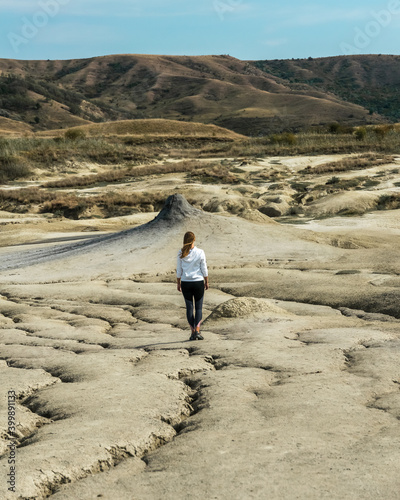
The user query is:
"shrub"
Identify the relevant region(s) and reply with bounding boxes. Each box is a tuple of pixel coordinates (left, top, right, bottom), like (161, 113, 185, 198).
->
(0, 145, 32, 183)
(374, 125, 394, 139)
(326, 176, 340, 185)
(270, 133, 297, 146)
(188, 164, 240, 184)
(328, 123, 354, 135)
(290, 182, 312, 192)
(325, 177, 363, 190)
(41, 197, 88, 219)
(355, 127, 367, 141)
(377, 194, 400, 210)
(329, 123, 341, 134)
(64, 128, 86, 140)
(0, 160, 32, 183)
(363, 179, 380, 188)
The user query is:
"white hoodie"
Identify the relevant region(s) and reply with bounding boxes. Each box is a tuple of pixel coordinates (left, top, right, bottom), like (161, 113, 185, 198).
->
(176, 246, 208, 282)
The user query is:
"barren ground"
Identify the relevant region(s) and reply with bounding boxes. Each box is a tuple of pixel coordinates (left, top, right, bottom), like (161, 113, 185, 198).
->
(1, 153, 400, 499)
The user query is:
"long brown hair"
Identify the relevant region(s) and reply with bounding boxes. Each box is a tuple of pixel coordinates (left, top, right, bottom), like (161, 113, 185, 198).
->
(180, 231, 195, 258)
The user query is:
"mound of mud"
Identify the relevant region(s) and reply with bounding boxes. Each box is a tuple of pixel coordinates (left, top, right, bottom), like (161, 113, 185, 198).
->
(206, 297, 288, 321)
(0, 194, 204, 273)
(238, 209, 278, 224)
(307, 191, 379, 217)
(150, 194, 203, 225)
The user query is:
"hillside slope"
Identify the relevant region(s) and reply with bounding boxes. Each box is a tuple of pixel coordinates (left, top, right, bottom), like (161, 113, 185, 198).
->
(252, 54, 400, 122)
(0, 54, 392, 135)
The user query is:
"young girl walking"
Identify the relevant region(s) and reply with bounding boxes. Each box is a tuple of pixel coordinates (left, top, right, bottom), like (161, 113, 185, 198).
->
(176, 231, 209, 340)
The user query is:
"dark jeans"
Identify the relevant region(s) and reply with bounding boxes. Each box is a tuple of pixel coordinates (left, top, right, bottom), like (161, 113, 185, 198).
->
(181, 280, 205, 329)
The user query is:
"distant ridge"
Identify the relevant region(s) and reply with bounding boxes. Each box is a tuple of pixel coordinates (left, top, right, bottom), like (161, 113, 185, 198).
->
(0, 54, 394, 136)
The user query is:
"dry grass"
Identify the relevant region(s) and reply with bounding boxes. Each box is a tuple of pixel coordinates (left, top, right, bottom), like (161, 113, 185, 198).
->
(1, 126, 400, 182)
(0, 139, 33, 182)
(40, 191, 168, 218)
(41, 161, 212, 189)
(188, 164, 240, 184)
(300, 153, 395, 175)
(377, 193, 400, 210)
(0, 157, 32, 183)
(0, 117, 33, 136)
(199, 128, 400, 157)
(36, 119, 244, 140)
(0, 136, 157, 172)
(0, 187, 170, 218)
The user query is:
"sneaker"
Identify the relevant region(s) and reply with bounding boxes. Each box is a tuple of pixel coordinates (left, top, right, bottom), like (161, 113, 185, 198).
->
(195, 333, 204, 340)
(189, 332, 197, 341)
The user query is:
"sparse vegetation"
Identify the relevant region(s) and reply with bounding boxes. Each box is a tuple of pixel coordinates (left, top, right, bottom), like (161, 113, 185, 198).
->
(0, 117, 399, 222)
(41, 161, 212, 189)
(0, 139, 32, 183)
(300, 153, 394, 175)
(64, 129, 86, 141)
(270, 133, 297, 146)
(0, 186, 170, 219)
(188, 163, 240, 184)
(377, 194, 400, 211)
(0, 159, 32, 183)
(254, 55, 400, 123)
(328, 123, 354, 135)
(355, 127, 367, 141)
(325, 177, 364, 190)
(374, 124, 394, 139)
(200, 128, 400, 158)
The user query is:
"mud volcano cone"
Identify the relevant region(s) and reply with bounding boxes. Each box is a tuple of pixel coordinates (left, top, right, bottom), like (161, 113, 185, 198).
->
(149, 194, 203, 225)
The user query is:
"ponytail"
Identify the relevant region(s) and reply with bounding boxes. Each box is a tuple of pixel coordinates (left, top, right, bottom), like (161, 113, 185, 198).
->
(180, 231, 195, 258)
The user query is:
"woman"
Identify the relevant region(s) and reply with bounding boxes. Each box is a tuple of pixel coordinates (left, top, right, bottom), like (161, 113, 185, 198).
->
(177, 231, 209, 340)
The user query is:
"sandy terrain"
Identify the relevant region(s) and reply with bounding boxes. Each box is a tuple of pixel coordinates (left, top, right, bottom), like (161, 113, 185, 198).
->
(1, 190, 400, 499)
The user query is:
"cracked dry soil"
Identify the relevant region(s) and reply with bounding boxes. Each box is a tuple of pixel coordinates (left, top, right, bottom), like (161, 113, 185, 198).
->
(1, 195, 400, 499)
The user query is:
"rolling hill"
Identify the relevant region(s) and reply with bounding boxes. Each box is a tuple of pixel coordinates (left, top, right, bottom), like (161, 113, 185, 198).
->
(253, 54, 400, 122)
(0, 54, 397, 136)
(36, 118, 244, 140)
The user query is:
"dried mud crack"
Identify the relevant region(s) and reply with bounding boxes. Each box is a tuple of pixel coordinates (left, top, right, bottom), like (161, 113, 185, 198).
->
(2, 192, 400, 498)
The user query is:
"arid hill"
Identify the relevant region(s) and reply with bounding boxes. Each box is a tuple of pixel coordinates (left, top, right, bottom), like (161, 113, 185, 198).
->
(0, 54, 392, 136)
(254, 54, 400, 122)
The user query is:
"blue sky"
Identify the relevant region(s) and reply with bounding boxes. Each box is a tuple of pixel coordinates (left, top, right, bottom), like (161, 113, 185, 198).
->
(2, 0, 400, 61)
